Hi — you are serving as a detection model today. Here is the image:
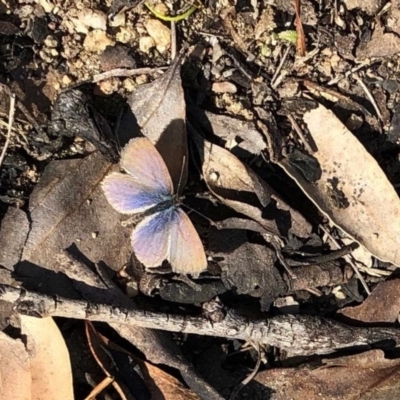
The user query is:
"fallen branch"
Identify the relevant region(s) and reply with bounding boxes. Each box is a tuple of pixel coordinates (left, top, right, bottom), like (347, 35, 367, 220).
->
(1, 283, 399, 356)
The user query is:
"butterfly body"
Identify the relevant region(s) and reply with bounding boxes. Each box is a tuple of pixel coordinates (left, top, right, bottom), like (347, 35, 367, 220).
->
(102, 137, 207, 275)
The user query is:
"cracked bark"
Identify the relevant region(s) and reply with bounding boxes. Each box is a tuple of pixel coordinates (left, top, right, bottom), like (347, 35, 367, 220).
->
(1, 283, 399, 356)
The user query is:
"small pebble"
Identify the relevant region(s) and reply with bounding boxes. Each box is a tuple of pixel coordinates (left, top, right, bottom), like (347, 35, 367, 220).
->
(44, 35, 58, 48)
(83, 29, 114, 52)
(109, 11, 125, 27)
(212, 81, 237, 94)
(116, 27, 136, 43)
(62, 75, 72, 85)
(122, 78, 136, 91)
(144, 19, 171, 54)
(139, 36, 155, 53)
(39, 0, 54, 13)
(97, 78, 119, 95)
(77, 9, 107, 31)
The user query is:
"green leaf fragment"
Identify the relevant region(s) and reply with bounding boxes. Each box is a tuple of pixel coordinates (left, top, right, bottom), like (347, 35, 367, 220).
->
(144, 2, 197, 22)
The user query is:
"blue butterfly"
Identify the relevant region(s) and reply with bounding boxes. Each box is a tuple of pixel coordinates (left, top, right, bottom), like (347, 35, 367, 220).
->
(102, 137, 207, 275)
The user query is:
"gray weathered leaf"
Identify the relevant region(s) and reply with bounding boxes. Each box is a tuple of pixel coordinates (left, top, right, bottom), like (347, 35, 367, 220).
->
(22, 152, 131, 276)
(127, 57, 188, 190)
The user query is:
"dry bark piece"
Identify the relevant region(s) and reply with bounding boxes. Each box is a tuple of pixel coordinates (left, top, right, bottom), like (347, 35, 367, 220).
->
(126, 56, 187, 190)
(255, 349, 400, 400)
(48, 89, 119, 162)
(159, 281, 227, 304)
(338, 279, 400, 323)
(279, 103, 400, 266)
(218, 242, 286, 310)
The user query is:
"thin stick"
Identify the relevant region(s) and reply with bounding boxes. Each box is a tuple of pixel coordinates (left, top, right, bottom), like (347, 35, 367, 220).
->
(171, 20, 177, 60)
(0, 92, 16, 169)
(319, 224, 371, 295)
(92, 67, 167, 83)
(2, 283, 399, 355)
(327, 60, 373, 86)
(354, 74, 383, 121)
(229, 342, 261, 400)
(287, 113, 315, 154)
(271, 45, 292, 88)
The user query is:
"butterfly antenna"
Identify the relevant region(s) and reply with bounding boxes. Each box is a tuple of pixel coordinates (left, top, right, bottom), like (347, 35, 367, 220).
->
(177, 152, 216, 226)
(176, 155, 187, 196)
(114, 111, 123, 154)
(180, 202, 217, 227)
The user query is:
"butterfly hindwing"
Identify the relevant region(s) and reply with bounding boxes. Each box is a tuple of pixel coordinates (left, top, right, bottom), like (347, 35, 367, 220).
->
(168, 208, 207, 275)
(131, 206, 207, 275)
(131, 208, 173, 268)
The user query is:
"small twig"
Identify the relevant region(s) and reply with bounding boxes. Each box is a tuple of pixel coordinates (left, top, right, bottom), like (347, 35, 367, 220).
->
(171, 21, 177, 60)
(1, 283, 399, 355)
(294, 0, 306, 56)
(92, 67, 167, 83)
(229, 342, 261, 400)
(286, 243, 357, 266)
(327, 60, 373, 86)
(271, 45, 292, 88)
(319, 224, 371, 295)
(0, 92, 16, 170)
(0, 83, 46, 137)
(84, 376, 115, 400)
(354, 74, 383, 121)
(287, 113, 315, 154)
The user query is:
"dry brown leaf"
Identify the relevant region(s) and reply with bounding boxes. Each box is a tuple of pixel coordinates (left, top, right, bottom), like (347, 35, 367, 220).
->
(255, 349, 400, 400)
(0, 317, 73, 400)
(199, 136, 311, 238)
(279, 103, 400, 266)
(21, 315, 74, 399)
(21, 152, 131, 287)
(142, 363, 200, 400)
(338, 279, 400, 323)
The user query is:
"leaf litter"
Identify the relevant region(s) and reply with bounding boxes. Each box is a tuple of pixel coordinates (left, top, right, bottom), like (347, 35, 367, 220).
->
(2, 0, 400, 398)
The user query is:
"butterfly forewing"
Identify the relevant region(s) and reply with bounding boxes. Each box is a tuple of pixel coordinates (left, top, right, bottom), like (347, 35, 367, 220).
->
(120, 138, 174, 195)
(102, 172, 169, 214)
